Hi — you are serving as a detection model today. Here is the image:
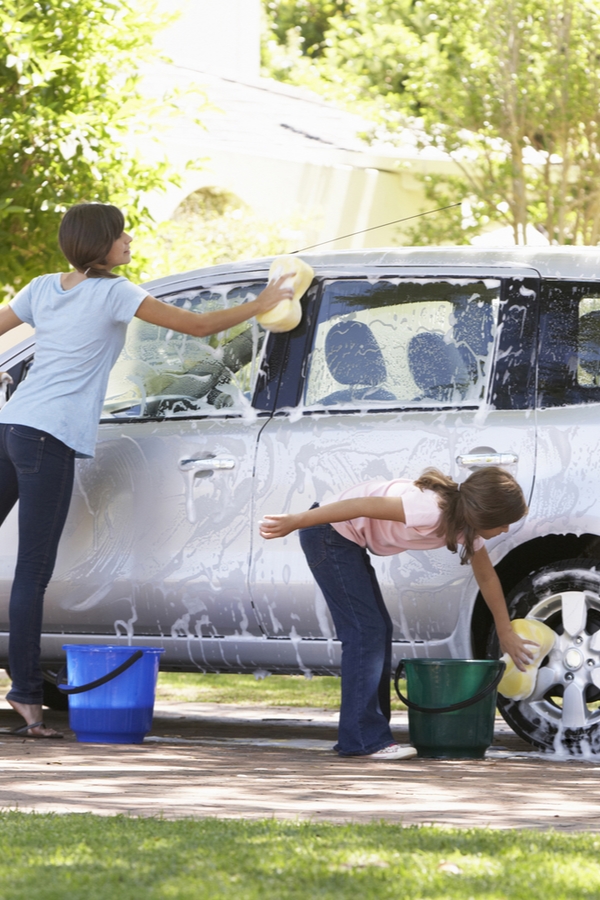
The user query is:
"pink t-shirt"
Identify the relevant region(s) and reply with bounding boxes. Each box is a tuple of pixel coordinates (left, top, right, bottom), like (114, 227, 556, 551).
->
(330, 479, 484, 557)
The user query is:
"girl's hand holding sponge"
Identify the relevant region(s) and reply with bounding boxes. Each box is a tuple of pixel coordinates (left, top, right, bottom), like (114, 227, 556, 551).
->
(498, 618, 556, 700)
(256, 255, 314, 333)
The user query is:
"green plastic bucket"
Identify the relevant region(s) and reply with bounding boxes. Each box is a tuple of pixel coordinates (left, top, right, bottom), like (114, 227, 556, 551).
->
(397, 659, 505, 759)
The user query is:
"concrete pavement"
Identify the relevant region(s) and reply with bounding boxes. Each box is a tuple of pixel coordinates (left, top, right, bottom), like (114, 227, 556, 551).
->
(0, 699, 598, 830)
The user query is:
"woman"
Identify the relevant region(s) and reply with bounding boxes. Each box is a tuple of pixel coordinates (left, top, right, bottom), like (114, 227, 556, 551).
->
(260, 467, 535, 760)
(0, 202, 293, 737)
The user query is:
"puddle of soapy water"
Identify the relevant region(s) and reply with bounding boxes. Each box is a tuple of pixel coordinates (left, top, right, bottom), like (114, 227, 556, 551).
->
(487, 746, 600, 763)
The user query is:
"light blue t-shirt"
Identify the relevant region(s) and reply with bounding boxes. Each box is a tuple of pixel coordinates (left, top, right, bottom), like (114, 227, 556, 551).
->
(0, 274, 148, 457)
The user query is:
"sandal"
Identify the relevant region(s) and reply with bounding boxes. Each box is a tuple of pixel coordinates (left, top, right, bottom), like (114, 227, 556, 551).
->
(0, 720, 64, 739)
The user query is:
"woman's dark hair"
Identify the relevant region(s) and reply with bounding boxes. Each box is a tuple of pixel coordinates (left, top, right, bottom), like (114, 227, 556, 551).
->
(58, 203, 124, 279)
(414, 466, 528, 563)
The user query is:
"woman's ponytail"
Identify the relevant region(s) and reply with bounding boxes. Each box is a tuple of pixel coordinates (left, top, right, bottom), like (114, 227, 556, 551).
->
(414, 466, 528, 563)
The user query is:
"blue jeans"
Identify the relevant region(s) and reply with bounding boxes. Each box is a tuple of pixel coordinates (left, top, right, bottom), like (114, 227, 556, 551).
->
(300, 510, 394, 755)
(0, 424, 75, 704)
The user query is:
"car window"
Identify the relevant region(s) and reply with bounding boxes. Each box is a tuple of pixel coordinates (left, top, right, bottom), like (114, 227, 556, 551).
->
(0, 356, 33, 408)
(538, 282, 600, 407)
(304, 278, 500, 408)
(102, 282, 267, 419)
(577, 295, 600, 387)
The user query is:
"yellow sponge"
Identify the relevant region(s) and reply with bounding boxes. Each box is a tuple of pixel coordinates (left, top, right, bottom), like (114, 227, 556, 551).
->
(256, 255, 314, 333)
(497, 619, 556, 700)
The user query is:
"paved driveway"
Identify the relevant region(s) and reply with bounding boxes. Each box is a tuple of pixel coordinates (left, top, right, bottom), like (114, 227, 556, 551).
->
(0, 700, 598, 830)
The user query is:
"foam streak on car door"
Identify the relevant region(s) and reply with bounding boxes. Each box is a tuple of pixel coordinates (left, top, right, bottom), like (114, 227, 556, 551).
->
(250, 268, 539, 667)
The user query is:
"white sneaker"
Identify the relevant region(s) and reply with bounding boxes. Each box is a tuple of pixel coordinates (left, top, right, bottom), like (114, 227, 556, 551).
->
(364, 743, 418, 760)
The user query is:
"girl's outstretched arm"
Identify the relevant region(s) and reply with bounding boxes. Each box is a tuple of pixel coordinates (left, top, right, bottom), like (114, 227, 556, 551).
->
(0, 306, 23, 337)
(471, 546, 536, 671)
(259, 496, 405, 540)
(135, 275, 294, 338)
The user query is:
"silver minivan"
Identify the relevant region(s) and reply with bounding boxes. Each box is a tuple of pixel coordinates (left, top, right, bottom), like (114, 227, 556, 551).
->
(2, 246, 600, 752)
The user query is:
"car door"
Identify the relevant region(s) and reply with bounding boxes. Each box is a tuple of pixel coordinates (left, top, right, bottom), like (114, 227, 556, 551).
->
(32, 276, 272, 655)
(250, 266, 539, 664)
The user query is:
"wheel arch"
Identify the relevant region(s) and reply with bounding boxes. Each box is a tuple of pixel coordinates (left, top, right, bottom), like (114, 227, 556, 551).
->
(470, 532, 600, 658)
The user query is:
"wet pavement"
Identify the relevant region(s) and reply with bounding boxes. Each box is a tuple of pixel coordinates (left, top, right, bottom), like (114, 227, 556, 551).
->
(0, 699, 599, 830)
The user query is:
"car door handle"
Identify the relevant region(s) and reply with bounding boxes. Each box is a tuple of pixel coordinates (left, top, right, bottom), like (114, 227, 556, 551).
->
(456, 452, 519, 467)
(179, 457, 236, 473)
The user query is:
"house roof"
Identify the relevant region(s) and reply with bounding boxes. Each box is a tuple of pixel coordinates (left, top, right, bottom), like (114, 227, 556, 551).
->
(140, 62, 443, 173)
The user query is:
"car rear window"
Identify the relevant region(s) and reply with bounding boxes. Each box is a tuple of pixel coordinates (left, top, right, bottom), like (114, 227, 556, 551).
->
(538, 282, 600, 407)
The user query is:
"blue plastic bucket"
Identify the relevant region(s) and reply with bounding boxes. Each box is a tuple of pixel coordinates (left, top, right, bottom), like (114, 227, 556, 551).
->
(62, 644, 164, 744)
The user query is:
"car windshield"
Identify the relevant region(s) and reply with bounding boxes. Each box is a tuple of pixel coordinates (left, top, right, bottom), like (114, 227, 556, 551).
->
(102, 283, 267, 419)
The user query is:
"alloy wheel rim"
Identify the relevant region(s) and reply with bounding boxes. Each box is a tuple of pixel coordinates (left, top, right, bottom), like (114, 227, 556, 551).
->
(525, 589, 600, 730)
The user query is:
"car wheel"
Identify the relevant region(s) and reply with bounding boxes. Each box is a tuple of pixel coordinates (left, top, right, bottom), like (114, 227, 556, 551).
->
(42, 669, 69, 711)
(2, 667, 69, 711)
(485, 559, 600, 754)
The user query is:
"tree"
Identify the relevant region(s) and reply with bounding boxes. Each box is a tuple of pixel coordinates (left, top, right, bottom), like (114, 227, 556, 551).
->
(263, 0, 600, 245)
(0, 0, 175, 297)
(264, 0, 350, 57)
(404, 0, 600, 245)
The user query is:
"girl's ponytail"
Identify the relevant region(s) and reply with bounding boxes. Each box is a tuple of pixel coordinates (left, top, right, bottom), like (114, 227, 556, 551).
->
(414, 468, 468, 557)
(415, 466, 528, 563)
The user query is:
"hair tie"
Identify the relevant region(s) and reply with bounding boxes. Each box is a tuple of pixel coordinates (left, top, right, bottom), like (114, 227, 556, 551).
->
(84, 267, 91, 276)
(456, 482, 461, 492)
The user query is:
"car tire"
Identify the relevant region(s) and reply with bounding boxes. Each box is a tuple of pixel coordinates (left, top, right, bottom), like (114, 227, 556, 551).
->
(42, 670, 69, 711)
(3, 667, 69, 711)
(485, 558, 600, 754)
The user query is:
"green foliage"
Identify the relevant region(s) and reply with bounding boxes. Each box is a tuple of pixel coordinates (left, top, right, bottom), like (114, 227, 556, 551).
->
(1, 813, 600, 898)
(263, 0, 600, 246)
(404, 0, 600, 245)
(303, 0, 424, 103)
(0, 0, 177, 297)
(262, 1, 430, 112)
(264, 0, 350, 57)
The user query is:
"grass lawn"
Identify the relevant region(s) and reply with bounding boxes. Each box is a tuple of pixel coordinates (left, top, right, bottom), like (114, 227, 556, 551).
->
(155, 671, 407, 710)
(0, 813, 597, 900)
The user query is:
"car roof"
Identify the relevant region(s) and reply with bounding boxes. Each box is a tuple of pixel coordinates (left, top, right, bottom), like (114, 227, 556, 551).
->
(142, 245, 600, 292)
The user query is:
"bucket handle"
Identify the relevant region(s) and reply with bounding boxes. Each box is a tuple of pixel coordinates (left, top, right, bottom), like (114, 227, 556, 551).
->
(55, 649, 144, 695)
(394, 660, 506, 714)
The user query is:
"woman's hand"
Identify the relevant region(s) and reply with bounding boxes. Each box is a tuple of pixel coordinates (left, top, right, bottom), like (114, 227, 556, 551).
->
(259, 514, 300, 540)
(254, 274, 295, 315)
(498, 626, 537, 671)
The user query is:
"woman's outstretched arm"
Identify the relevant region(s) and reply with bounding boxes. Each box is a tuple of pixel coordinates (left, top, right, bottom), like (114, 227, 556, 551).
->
(259, 496, 406, 540)
(0, 306, 23, 337)
(134, 275, 294, 337)
(471, 546, 536, 671)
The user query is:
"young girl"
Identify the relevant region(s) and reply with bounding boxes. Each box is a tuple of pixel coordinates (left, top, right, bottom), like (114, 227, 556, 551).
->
(0, 201, 294, 738)
(259, 467, 534, 760)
